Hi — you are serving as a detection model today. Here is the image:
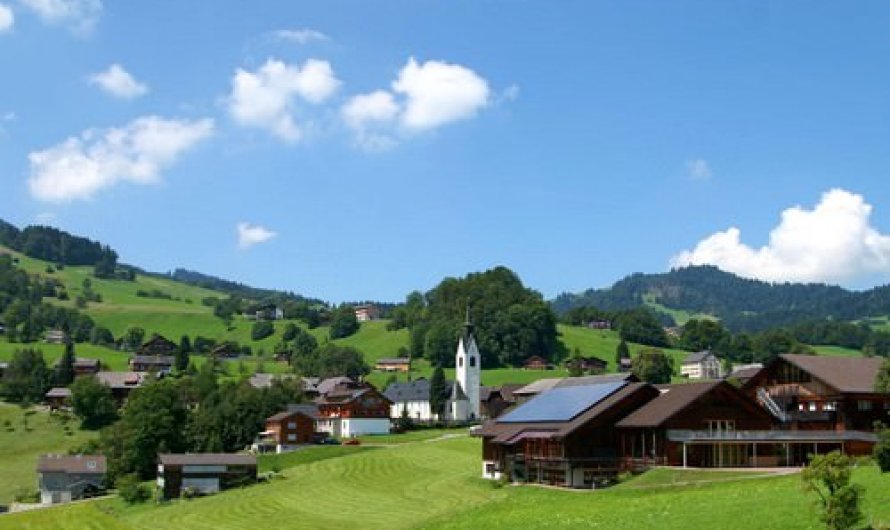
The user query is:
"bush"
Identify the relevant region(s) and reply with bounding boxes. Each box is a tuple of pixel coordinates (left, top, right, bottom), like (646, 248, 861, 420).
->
(875, 424, 890, 473)
(13, 487, 40, 503)
(251, 320, 275, 341)
(117, 473, 151, 504)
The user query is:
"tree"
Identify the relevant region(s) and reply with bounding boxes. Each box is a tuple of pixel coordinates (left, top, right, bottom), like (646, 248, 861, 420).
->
(1, 348, 50, 403)
(680, 319, 730, 352)
(801, 451, 864, 530)
(282, 323, 299, 342)
(315, 344, 369, 379)
(174, 344, 190, 373)
(90, 326, 114, 346)
(54, 340, 76, 387)
(122, 326, 145, 351)
(615, 339, 630, 365)
(615, 308, 670, 347)
(631, 349, 674, 384)
(116, 473, 150, 504)
(70, 376, 117, 429)
(179, 335, 192, 354)
(876, 357, 890, 393)
(429, 365, 449, 420)
(329, 305, 359, 339)
(424, 322, 456, 367)
(875, 424, 890, 473)
(251, 320, 275, 341)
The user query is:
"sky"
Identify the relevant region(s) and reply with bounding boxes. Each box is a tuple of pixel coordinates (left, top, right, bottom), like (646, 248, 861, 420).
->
(2, 1, 890, 302)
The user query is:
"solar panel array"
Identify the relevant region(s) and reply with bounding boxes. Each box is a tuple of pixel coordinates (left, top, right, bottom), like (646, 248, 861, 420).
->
(498, 381, 627, 423)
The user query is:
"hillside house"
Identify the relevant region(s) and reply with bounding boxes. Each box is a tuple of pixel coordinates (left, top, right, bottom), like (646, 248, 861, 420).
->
(315, 386, 392, 438)
(479, 384, 523, 420)
(565, 356, 608, 374)
(681, 351, 721, 380)
(129, 355, 173, 373)
(37, 454, 106, 505)
(354, 304, 379, 322)
(478, 379, 660, 487)
(44, 329, 68, 344)
(137, 334, 178, 356)
(0, 361, 7, 378)
(383, 377, 471, 423)
(726, 363, 763, 385)
(256, 405, 320, 453)
(249, 305, 284, 321)
(97, 371, 148, 403)
(586, 320, 612, 330)
(523, 355, 554, 370)
(45, 387, 72, 410)
(618, 358, 633, 373)
(157, 454, 257, 499)
(73, 358, 101, 376)
(211, 342, 240, 358)
(375, 357, 411, 372)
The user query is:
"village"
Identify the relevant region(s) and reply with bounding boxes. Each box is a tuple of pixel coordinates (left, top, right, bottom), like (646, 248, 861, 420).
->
(18, 307, 890, 509)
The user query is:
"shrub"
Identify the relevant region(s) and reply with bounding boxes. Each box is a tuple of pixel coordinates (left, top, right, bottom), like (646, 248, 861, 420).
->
(117, 473, 151, 504)
(875, 424, 890, 473)
(251, 321, 275, 341)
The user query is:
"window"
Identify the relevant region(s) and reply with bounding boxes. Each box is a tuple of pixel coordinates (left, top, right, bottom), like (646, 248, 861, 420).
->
(458, 357, 463, 368)
(287, 422, 296, 429)
(287, 434, 296, 441)
(808, 402, 817, 412)
(858, 400, 873, 412)
(823, 402, 837, 411)
(469, 356, 476, 368)
(885, 401, 890, 411)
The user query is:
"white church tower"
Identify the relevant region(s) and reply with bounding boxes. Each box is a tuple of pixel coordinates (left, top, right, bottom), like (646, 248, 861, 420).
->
(455, 307, 481, 420)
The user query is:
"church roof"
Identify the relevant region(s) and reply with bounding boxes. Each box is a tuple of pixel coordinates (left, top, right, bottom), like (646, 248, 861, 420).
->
(383, 378, 459, 402)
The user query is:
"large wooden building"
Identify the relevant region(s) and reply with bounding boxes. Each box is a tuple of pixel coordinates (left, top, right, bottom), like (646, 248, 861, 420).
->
(258, 405, 320, 452)
(157, 453, 257, 499)
(315, 383, 392, 438)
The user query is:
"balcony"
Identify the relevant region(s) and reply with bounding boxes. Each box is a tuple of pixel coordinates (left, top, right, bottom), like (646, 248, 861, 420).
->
(666, 430, 877, 443)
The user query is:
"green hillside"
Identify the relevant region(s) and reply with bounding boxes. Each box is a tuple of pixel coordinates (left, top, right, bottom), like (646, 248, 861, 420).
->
(3, 436, 888, 529)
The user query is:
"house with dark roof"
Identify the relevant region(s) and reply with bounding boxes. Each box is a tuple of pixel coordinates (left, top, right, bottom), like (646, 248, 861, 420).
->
(37, 454, 106, 505)
(96, 371, 149, 402)
(315, 386, 392, 438)
(616, 381, 775, 467)
(383, 378, 470, 423)
(211, 342, 241, 358)
(157, 453, 257, 499)
(256, 404, 320, 453)
(479, 384, 524, 420)
(137, 334, 178, 356)
(523, 355, 554, 370)
(45, 387, 72, 410)
(129, 355, 173, 373)
(741, 354, 888, 457)
(726, 363, 762, 385)
(680, 350, 721, 380)
(565, 356, 608, 375)
(374, 357, 411, 372)
(477, 380, 660, 487)
(73, 357, 101, 376)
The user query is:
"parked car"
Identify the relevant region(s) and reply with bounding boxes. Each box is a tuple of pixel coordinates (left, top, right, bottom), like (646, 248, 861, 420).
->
(321, 438, 341, 445)
(343, 439, 361, 446)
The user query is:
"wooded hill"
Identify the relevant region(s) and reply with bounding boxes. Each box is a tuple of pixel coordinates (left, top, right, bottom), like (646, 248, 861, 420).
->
(552, 265, 890, 332)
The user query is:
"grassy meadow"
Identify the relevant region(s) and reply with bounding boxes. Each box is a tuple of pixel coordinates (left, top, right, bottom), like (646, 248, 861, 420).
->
(3, 435, 889, 530)
(0, 404, 98, 505)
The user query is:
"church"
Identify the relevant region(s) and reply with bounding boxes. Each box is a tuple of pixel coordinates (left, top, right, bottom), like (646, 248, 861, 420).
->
(383, 314, 481, 423)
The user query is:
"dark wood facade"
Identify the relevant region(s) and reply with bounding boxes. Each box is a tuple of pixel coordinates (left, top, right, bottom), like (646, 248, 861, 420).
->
(265, 410, 316, 446)
(157, 454, 257, 499)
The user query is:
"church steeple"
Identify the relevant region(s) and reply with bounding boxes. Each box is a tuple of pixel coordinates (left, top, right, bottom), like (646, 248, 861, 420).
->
(463, 303, 474, 340)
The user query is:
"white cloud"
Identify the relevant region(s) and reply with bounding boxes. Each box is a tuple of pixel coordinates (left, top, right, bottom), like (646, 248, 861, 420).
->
(341, 90, 399, 151)
(0, 4, 14, 33)
(686, 158, 712, 180)
(34, 212, 56, 224)
(20, 0, 101, 35)
(227, 58, 340, 142)
(671, 189, 890, 285)
(392, 57, 490, 131)
(273, 28, 328, 44)
(237, 222, 276, 249)
(28, 115, 214, 202)
(88, 64, 149, 99)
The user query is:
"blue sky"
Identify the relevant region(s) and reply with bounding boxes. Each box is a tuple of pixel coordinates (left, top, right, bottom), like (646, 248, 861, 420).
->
(2, 1, 890, 302)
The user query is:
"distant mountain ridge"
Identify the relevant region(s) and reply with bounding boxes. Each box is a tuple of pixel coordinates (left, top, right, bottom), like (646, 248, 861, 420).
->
(552, 266, 890, 331)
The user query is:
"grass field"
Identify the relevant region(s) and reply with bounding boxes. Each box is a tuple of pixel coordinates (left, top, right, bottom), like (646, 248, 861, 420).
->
(0, 404, 97, 505)
(810, 345, 863, 357)
(3, 436, 889, 529)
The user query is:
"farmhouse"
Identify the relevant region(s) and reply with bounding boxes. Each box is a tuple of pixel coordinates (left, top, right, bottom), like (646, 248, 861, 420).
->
(37, 454, 106, 505)
(137, 334, 178, 356)
(44, 329, 68, 344)
(565, 356, 608, 374)
(479, 384, 522, 420)
(478, 379, 659, 487)
(211, 342, 240, 358)
(375, 357, 411, 372)
(256, 404, 320, 453)
(129, 355, 173, 373)
(726, 363, 762, 385)
(45, 387, 72, 410)
(73, 357, 101, 376)
(315, 386, 392, 438)
(157, 453, 257, 499)
(680, 350, 722, 380)
(618, 357, 633, 373)
(523, 355, 553, 370)
(354, 304, 379, 322)
(97, 371, 149, 402)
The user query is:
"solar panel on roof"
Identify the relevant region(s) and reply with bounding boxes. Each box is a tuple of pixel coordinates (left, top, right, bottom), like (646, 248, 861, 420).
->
(498, 381, 627, 423)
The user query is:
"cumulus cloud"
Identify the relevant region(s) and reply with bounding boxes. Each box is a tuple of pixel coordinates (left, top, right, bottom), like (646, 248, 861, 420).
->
(227, 58, 340, 141)
(28, 115, 214, 202)
(20, 0, 102, 35)
(341, 90, 399, 151)
(686, 158, 712, 180)
(0, 4, 14, 33)
(671, 189, 890, 285)
(393, 57, 490, 131)
(273, 28, 328, 44)
(88, 64, 149, 99)
(237, 222, 276, 249)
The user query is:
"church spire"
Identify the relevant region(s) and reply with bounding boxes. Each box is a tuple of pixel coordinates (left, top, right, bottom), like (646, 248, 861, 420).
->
(463, 302, 474, 339)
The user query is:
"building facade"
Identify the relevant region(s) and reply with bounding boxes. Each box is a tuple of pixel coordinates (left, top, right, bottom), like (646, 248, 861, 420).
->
(157, 454, 257, 499)
(37, 454, 106, 505)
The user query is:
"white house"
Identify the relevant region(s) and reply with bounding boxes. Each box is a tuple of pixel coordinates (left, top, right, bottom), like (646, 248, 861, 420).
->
(681, 350, 722, 380)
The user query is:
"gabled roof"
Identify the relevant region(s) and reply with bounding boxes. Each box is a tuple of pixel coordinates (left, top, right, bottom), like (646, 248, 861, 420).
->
(46, 387, 72, 398)
(38, 454, 106, 474)
(73, 358, 100, 368)
(97, 371, 148, 389)
(376, 358, 411, 365)
(616, 381, 722, 428)
(682, 350, 716, 364)
(268, 404, 319, 422)
(512, 373, 638, 397)
(513, 378, 562, 396)
(130, 355, 174, 366)
(316, 376, 355, 396)
(159, 453, 256, 466)
(384, 379, 432, 402)
(775, 354, 885, 394)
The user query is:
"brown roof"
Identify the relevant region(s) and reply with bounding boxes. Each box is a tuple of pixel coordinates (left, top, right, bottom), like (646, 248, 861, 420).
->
(376, 358, 411, 365)
(267, 404, 320, 422)
(778, 354, 885, 394)
(616, 382, 721, 428)
(73, 358, 100, 368)
(159, 453, 256, 466)
(478, 383, 658, 442)
(45, 387, 72, 398)
(512, 378, 562, 396)
(37, 454, 106, 474)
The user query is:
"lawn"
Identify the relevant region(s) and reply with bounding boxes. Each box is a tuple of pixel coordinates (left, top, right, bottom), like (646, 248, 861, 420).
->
(0, 403, 98, 505)
(811, 345, 863, 357)
(355, 427, 468, 445)
(4, 436, 889, 530)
